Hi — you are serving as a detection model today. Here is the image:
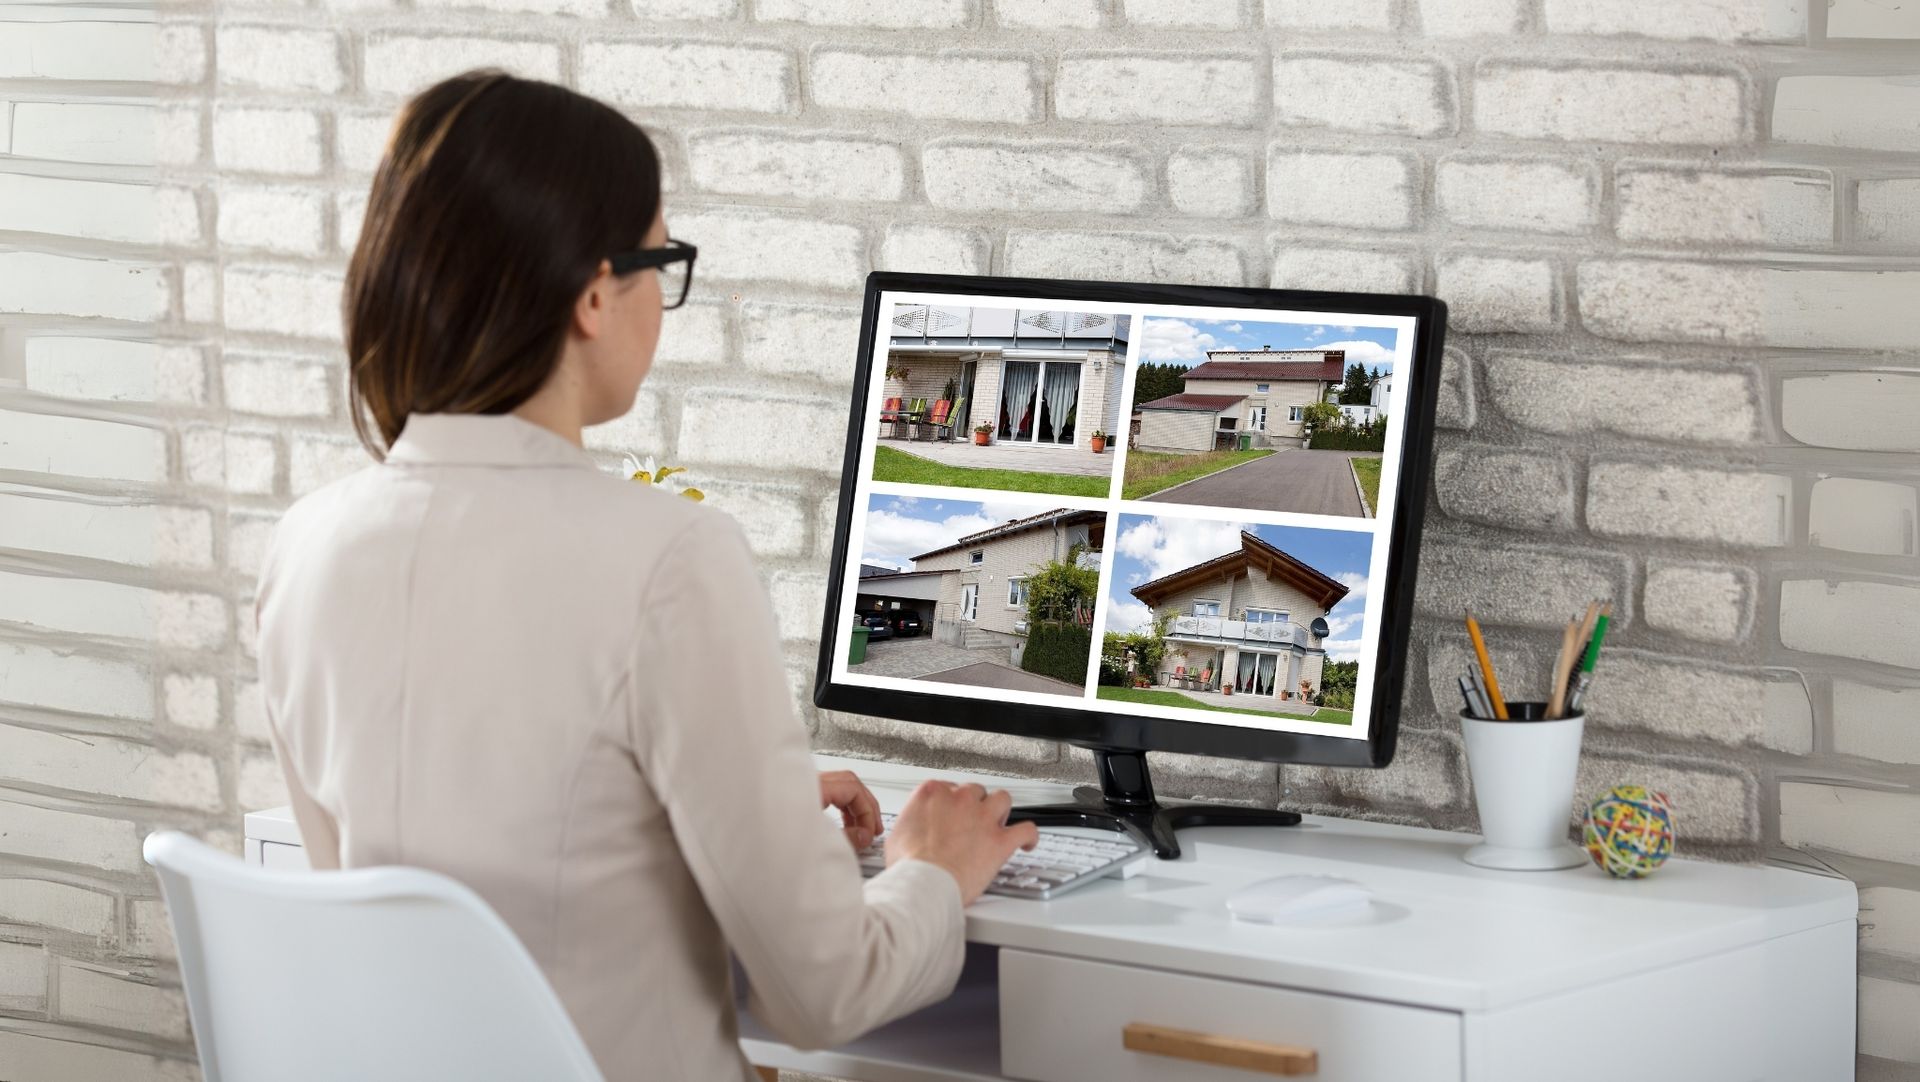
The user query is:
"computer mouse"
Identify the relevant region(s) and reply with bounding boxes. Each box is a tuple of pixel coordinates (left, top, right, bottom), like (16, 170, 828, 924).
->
(1226, 875, 1371, 923)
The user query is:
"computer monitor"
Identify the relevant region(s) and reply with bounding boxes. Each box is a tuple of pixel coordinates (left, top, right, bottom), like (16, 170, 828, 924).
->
(816, 272, 1447, 857)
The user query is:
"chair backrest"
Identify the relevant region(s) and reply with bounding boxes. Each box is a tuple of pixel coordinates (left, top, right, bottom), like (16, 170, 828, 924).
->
(928, 399, 952, 424)
(144, 831, 603, 1082)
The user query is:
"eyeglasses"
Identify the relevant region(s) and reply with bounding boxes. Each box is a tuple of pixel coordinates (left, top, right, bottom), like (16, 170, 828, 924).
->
(609, 238, 697, 310)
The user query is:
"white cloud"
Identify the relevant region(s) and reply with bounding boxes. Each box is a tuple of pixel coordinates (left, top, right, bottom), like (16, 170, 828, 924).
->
(1223, 322, 1243, 333)
(1140, 318, 1219, 363)
(1104, 598, 1156, 635)
(1306, 325, 1326, 340)
(1323, 636, 1364, 662)
(864, 501, 1069, 567)
(1336, 324, 1357, 333)
(1319, 339, 1395, 367)
(1118, 517, 1251, 585)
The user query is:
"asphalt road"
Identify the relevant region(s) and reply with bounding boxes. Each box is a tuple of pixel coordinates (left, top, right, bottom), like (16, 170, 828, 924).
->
(1142, 450, 1370, 517)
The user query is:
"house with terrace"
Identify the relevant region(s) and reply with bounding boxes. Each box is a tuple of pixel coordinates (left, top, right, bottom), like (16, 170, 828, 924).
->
(1131, 531, 1349, 707)
(912, 508, 1106, 651)
(1135, 347, 1345, 453)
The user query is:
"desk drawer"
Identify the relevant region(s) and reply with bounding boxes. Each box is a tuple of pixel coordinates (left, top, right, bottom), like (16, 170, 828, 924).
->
(999, 950, 1460, 1082)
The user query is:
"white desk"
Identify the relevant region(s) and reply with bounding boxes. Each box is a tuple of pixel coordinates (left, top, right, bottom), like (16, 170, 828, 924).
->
(245, 755, 1857, 1082)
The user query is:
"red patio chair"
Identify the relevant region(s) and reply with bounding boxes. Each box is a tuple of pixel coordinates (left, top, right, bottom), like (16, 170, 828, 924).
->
(920, 399, 954, 441)
(877, 397, 904, 438)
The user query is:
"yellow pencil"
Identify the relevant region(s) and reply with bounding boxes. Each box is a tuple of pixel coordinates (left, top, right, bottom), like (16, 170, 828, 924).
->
(1464, 609, 1509, 720)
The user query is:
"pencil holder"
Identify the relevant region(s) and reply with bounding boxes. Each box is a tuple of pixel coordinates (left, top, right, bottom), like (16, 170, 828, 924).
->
(1460, 702, 1587, 871)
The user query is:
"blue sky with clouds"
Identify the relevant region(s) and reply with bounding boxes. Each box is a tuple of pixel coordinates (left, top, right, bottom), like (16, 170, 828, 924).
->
(1104, 515, 1375, 661)
(861, 494, 1059, 571)
(1138, 317, 1399, 374)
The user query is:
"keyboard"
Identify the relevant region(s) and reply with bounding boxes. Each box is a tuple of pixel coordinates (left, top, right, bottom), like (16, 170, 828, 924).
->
(852, 812, 1147, 900)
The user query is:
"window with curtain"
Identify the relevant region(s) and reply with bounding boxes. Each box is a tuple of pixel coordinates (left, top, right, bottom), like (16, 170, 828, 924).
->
(999, 362, 1038, 440)
(1041, 362, 1080, 444)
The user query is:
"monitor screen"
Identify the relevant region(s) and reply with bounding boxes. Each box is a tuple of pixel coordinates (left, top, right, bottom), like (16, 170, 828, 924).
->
(816, 273, 1444, 770)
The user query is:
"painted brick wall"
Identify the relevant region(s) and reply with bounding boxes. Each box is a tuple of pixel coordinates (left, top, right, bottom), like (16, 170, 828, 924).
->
(0, 0, 1914, 1078)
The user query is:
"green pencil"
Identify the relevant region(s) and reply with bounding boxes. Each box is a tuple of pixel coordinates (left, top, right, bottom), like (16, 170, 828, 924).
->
(1579, 612, 1612, 673)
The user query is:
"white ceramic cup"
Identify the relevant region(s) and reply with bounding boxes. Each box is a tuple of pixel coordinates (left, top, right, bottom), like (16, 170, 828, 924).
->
(1460, 702, 1587, 871)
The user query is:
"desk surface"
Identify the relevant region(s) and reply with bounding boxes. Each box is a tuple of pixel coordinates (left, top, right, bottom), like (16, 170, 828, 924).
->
(244, 753, 1855, 1014)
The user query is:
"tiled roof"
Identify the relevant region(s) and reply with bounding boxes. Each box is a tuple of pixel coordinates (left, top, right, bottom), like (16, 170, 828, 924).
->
(1130, 531, 1350, 611)
(1137, 392, 1247, 412)
(913, 508, 1104, 561)
(1182, 358, 1345, 382)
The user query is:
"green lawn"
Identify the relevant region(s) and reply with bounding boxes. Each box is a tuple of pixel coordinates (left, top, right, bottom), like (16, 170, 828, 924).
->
(872, 446, 1111, 499)
(1121, 449, 1274, 500)
(1096, 685, 1353, 725)
(1350, 457, 1383, 517)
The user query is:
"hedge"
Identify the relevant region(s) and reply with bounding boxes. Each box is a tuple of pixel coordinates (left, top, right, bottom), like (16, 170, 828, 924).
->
(1023, 622, 1094, 685)
(1308, 425, 1387, 451)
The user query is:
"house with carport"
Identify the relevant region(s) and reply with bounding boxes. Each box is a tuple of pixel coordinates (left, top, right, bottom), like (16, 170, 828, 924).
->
(912, 508, 1105, 651)
(1135, 348, 1345, 452)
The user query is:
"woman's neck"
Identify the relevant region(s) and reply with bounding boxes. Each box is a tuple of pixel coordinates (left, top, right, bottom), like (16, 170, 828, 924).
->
(511, 376, 586, 448)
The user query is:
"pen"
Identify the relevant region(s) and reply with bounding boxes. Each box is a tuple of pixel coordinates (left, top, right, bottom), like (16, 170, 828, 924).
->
(1457, 675, 1480, 716)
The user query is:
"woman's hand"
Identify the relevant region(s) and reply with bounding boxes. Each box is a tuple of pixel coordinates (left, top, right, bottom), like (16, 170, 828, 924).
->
(819, 769, 883, 851)
(885, 780, 1040, 905)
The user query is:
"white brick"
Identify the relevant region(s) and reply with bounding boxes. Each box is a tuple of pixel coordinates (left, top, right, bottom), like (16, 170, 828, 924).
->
(880, 224, 987, 275)
(25, 337, 205, 405)
(770, 570, 830, 640)
(1485, 355, 1759, 444)
(181, 259, 217, 324)
(630, 0, 738, 13)
(1417, 0, 1523, 35)
(1580, 261, 1920, 351)
(1266, 0, 1390, 29)
(1415, 544, 1628, 629)
(1780, 579, 1919, 668)
(998, 0, 1103, 27)
(0, 878, 114, 938)
(697, 480, 811, 558)
(1582, 652, 1766, 745)
(1856, 178, 1920, 247)
(1830, 0, 1920, 36)
(234, 680, 272, 742)
(237, 751, 288, 810)
(1435, 254, 1558, 332)
(758, 0, 968, 26)
(1006, 229, 1243, 285)
(55, 962, 191, 1042)
(157, 24, 207, 85)
(1783, 373, 1920, 453)
(216, 25, 343, 92)
(1574, 753, 1756, 844)
(1124, 0, 1243, 26)
(1432, 448, 1575, 529)
(230, 510, 279, 579)
(1295, 731, 1461, 809)
(125, 898, 177, 963)
(1543, 0, 1803, 40)
(415, 0, 606, 14)
(0, 493, 211, 569)
(1437, 158, 1595, 233)
(667, 207, 864, 289)
(1435, 346, 1474, 430)
(163, 673, 220, 729)
(741, 302, 860, 382)
(217, 185, 327, 256)
(1809, 477, 1917, 557)
(1781, 782, 1920, 865)
(181, 427, 279, 495)
(224, 264, 344, 341)
(1475, 64, 1746, 146)
(0, 941, 46, 1013)
(0, 570, 228, 650)
(1643, 563, 1752, 643)
(687, 131, 903, 202)
(1058, 54, 1261, 127)
(0, 251, 168, 322)
(1773, 76, 1920, 152)
(581, 41, 793, 114)
(1835, 682, 1920, 765)
(10, 102, 157, 165)
(0, 642, 151, 720)
(1269, 244, 1419, 294)
(0, 1029, 195, 1082)
(924, 142, 1147, 212)
(223, 354, 335, 417)
(0, 21, 152, 81)
(363, 35, 561, 98)
(652, 302, 725, 367)
(156, 104, 203, 168)
(1587, 462, 1790, 547)
(0, 801, 143, 872)
(337, 190, 369, 253)
(0, 410, 166, 483)
(334, 109, 393, 174)
(290, 435, 372, 496)
(811, 50, 1038, 123)
(829, 710, 1060, 764)
(1765, 676, 1814, 755)
(1616, 166, 1831, 248)
(0, 721, 220, 811)
(1860, 887, 1920, 961)
(681, 391, 849, 473)
(1267, 148, 1414, 230)
(581, 389, 666, 456)
(0, 174, 189, 246)
(1273, 54, 1452, 137)
(213, 106, 322, 175)
(1168, 150, 1253, 218)
(1861, 977, 1920, 1063)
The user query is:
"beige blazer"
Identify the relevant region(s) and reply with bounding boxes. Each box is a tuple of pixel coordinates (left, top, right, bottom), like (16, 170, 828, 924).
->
(255, 412, 964, 1081)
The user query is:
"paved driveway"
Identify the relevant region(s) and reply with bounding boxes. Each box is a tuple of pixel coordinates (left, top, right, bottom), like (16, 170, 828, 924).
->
(1143, 450, 1370, 517)
(852, 635, 1082, 695)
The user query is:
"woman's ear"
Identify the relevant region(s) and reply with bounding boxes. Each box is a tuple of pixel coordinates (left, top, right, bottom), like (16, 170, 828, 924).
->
(571, 259, 614, 340)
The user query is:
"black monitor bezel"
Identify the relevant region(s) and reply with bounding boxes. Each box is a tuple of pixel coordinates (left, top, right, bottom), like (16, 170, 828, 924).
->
(814, 272, 1447, 770)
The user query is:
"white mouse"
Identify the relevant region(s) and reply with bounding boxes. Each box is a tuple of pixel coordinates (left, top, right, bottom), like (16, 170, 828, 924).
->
(1226, 875, 1371, 924)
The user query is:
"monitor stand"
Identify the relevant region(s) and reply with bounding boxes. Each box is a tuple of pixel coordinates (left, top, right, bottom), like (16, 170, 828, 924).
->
(1006, 747, 1300, 860)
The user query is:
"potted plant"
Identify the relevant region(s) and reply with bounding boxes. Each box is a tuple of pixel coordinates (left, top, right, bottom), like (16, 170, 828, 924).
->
(973, 423, 993, 446)
(1090, 429, 1106, 453)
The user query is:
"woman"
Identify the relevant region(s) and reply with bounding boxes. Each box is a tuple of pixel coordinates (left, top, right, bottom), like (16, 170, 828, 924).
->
(254, 71, 1037, 1081)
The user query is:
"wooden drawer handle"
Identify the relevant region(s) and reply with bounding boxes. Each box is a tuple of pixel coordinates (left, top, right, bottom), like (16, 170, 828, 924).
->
(1123, 1022, 1318, 1076)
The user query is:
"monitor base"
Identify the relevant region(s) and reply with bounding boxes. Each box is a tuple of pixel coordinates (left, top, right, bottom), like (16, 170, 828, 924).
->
(1006, 748, 1300, 860)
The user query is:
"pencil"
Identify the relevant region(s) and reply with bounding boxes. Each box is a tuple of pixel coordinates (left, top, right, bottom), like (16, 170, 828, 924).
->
(1547, 618, 1579, 719)
(1464, 609, 1509, 720)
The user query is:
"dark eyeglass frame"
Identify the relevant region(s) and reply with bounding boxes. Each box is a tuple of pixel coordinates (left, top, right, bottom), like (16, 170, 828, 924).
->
(609, 238, 697, 309)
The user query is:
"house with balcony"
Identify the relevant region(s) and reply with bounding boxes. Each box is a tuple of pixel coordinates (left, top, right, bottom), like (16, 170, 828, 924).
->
(911, 508, 1106, 651)
(1130, 531, 1350, 707)
(1135, 347, 1345, 453)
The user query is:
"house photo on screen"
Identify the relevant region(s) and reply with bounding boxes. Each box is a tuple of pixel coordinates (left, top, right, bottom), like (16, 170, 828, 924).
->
(1123, 316, 1397, 518)
(849, 495, 1106, 697)
(869, 302, 1130, 500)
(1097, 514, 1371, 726)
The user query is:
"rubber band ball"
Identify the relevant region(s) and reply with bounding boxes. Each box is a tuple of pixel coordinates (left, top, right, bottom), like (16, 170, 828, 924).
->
(1582, 785, 1675, 878)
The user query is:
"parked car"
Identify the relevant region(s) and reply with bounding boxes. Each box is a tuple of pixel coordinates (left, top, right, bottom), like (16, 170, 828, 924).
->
(858, 614, 894, 641)
(888, 610, 923, 637)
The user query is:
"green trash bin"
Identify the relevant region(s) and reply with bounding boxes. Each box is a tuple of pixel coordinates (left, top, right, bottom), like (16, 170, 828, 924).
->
(849, 625, 870, 664)
(1237, 432, 1252, 451)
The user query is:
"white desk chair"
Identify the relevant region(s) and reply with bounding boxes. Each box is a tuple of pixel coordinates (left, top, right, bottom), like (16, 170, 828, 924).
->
(143, 831, 604, 1082)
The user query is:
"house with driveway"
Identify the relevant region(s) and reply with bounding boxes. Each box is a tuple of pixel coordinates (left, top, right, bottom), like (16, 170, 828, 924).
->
(1131, 530, 1349, 707)
(912, 508, 1105, 652)
(1135, 348, 1345, 452)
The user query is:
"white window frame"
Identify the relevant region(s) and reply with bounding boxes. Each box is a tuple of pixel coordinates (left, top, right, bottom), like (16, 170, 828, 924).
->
(1248, 405, 1267, 431)
(1255, 382, 1269, 393)
(960, 583, 979, 621)
(1008, 576, 1028, 608)
(1244, 607, 1289, 624)
(1192, 598, 1221, 617)
(1288, 405, 1304, 423)
(969, 549, 984, 567)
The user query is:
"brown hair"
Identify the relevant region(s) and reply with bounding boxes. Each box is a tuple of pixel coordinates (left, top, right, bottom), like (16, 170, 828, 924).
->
(344, 71, 662, 455)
